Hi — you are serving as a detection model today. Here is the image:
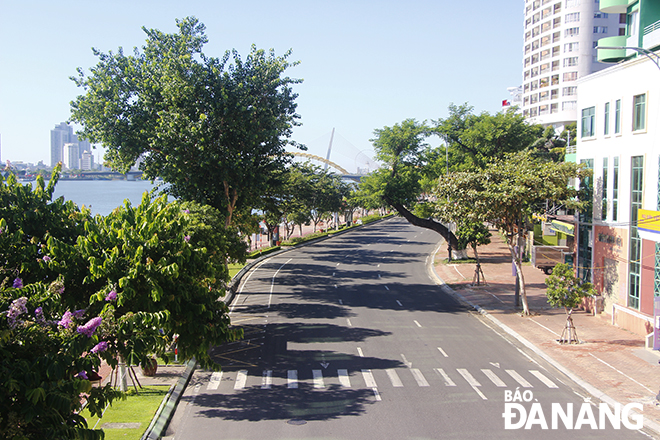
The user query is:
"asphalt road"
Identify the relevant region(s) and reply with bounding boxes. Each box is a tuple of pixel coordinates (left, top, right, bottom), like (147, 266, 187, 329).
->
(166, 218, 652, 440)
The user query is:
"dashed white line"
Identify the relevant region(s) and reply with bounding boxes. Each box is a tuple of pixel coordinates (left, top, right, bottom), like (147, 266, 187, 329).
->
(357, 347, 364, 357)
(207, 371, 223, 390)
(396, 300, 403, 307)
(481, 369, 507, 387)
(386, 369, 404, 387)
(410, 368, 430, 387)
(437, 347, 449, 357)
(413, 320, 422, 328)
(339, 299, 343, 305)
(288, 370, 298, 388)
(269, 259, 292, 308)
(234, 370, 248, 390)
(384, 285, 389, 291)
(347, 318, 353, 327)
(312, 370, 325, 389)
(361, 369, 378, 388)
(457, 368, 487, 400)
(338, 369, 351, 388)
(506, 369, 533, 388)
(434, 368, 456, 386)
(529, 370, 558, 389)
(261, 370, 272, 389)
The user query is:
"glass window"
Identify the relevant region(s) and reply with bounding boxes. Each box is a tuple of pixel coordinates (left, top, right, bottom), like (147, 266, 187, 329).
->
(629, 156, 644, 309)
(565, 27, 580, 37)
(581, 106, 595, 138)
(602, 157, 608, 220)
(604, 102, 610, 135)
(614, 99, 621, 133)
(612, 156, 619, 221)
(565, 12, 580, 22)
(633, 94, 646, 131)
(563, 71, 578, 81)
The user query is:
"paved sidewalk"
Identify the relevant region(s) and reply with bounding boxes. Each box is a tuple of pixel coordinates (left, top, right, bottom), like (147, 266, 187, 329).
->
(433, 228, 660, 435)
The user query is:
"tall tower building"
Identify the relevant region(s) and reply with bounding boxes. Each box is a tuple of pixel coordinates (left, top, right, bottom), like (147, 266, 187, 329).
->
(50, 122, 75, 167)
(521, 0, 625, 132)
(62, 143, 80, 170)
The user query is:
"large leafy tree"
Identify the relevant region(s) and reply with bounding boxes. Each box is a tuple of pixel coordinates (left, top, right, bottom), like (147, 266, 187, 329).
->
(364, 119, 459, 250)
(435, 151, 589, 315)
(70, 17, 302, 227)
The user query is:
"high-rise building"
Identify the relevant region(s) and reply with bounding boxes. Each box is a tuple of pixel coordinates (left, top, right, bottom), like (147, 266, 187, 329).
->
(81, 150, 94, 170)
(62, 143, 80, 170)
(50, 122, 75, 167)
(521, 0, 625, 132)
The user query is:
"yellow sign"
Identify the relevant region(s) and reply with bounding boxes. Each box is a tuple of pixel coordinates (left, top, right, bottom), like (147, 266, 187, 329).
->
(550, 220, 574, 236)
(638, 209, 660, 242)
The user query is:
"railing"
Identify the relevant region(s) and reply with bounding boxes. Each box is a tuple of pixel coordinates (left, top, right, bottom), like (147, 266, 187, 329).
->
(644, 20, 660, 36)
(566, 145, 577, 154)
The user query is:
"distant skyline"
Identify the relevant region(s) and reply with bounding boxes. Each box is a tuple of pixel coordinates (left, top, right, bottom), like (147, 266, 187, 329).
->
(0, 0, 523, 173)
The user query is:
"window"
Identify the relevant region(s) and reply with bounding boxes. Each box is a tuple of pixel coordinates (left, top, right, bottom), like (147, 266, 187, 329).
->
(554, 17, 561, 28)
(593, 26, 608, 33)
(551, 74, 559, 85)
(553, 31, 561, 42)
(565, 27, 580, 37)
(532, 39, 540, 50)
(542, 7, 552, 19)
(633, 93, 646, 131)
(531, 94, 539, 104)
(533, 26, 541, 37)
(532, 53, 540, 64)
(563, 71, 578, 81)
(551, 103, 559, 113)
(531, 80, 539, 90)
(563, 57, 578, 67)
(551, 88, 559, 99)
(565, 0, 578, 7)
(541, 49, 551, 60)
(541, 35, 551, 46)
(564, 42, 579, 52)
(602, 157, 608, 220)
(629, 156, 644, 310)
(531, 66, 539, 78)
(552, 60, 560, 71)
(539, 104, 550, 115)
(594, 12, 608, 18)
(540, 63, 550, 74)
(612, 156, 619, 221)
(542, 21, 552, 33)
(565, 12, 580, 22)
(614, 99, 621, 133)
(563, 100, 577, 111)
(604, 102, 610, 135)
(563, 86, 577, 96)
(581, 106, 595, 138)
(540, 90, 550, 101)
(530, 107, 539, 116)
(524, 83, 530, 93)
(539, 77, 550, 88)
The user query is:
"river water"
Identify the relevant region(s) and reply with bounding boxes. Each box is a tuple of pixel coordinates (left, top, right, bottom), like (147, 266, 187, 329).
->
(34, 180, 166, 216)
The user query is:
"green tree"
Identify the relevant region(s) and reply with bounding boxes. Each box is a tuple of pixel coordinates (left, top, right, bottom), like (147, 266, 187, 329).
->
(365, 119, 459, 251)
(545, 263, 596, 343)
(435, 151, 589, 315)
(70, 17, 302, 227)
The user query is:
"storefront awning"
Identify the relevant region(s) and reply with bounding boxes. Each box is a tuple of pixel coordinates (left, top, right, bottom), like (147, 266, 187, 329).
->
(638, 209, 660, 243)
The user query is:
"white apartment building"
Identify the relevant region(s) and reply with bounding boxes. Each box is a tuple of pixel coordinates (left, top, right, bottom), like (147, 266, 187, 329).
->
(522, 0, 625, 132)
(62, 143, 80, 170)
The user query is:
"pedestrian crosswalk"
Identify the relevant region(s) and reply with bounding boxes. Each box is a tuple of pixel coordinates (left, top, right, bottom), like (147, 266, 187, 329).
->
(204, 365, 559, 400)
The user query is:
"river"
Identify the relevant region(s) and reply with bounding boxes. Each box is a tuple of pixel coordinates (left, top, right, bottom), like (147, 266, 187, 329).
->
(32, 179, 166, 216)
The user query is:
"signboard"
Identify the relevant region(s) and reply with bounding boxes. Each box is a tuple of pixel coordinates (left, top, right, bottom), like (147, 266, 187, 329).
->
(638, 209, 660, 243)
(550, 220, 575, 236)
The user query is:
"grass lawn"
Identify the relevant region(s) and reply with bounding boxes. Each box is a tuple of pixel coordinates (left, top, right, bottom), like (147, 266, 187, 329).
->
(228, 263, 244, 279)
(83, 385, 170, 440)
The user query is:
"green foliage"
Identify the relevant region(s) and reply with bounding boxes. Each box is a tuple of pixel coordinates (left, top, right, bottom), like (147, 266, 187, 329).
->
(545, 263, 596, 310)
(0, 168, 241, 439)
(455, 219, 491, 252)
(70, 17, 302, 227)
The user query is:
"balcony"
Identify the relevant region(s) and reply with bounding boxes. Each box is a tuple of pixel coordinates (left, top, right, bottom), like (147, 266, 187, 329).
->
(597, 35, 628, 63)
(599, 0, 629, 14)
(643, 20, 660, 51)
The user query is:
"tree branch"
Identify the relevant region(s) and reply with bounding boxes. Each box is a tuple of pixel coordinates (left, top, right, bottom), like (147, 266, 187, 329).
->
(386, 198, 459, 250)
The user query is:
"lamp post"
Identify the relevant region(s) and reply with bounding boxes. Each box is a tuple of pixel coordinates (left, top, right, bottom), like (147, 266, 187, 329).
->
(597, 46, 660, 71)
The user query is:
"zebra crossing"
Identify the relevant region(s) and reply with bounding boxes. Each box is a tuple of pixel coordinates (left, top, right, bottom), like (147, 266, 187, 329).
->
(204, 365, 560, 400)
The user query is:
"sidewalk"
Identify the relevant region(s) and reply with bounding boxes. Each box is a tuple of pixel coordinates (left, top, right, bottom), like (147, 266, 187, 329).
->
(433, 228, 660, 434)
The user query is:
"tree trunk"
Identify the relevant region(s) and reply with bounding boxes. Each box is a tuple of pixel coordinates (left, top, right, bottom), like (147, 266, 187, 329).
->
(385, 199, 459, 250)
(507, 237, 530, 315)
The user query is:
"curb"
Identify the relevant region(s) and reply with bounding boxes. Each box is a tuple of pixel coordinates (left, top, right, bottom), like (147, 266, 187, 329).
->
(143, 214, 395, 439)
(426, 240, 660, 437)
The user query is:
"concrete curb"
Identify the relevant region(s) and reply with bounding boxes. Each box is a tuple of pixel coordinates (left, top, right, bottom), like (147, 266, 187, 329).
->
(426, 240, 660, 437)
(143, 214, 395, 439)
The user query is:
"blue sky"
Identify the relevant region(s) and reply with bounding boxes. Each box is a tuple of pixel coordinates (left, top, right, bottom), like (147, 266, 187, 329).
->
(0, 0, 523, 173)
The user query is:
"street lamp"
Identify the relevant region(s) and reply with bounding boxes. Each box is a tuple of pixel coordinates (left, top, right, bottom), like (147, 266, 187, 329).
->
(597, 46, 660, 71)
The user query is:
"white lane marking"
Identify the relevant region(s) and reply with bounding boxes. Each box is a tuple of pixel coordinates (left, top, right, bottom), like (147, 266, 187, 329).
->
(338, 369, 351, 388)
(529, 318, 561, 337)
(529, 370, 558, 389)
(588, 353, 654, 393)
(386, 369, 404, 387)
(437, 347, 449, 357)
(269, 259, 292, 308)
(288, 370, 298, 388)
(434, 368, 456, 386)
(261, 370, 272, 389)
(207, 371, 223, 390)
(357, 347, 364, 357)
(481, 369, 507, 387)
(506, 370, 533, 388)
(396, 300, 403, 307)
(312, 370, 325, 389)
(377, 264, 380, 268)
(378, 273, 381, 279)
(413, 320, 422, 328)
(410, 368, 430, 387)
(361, 369, 378, 388)
(372, 388, 382, 401)
(333, 272, 335, 277)
(336, 263, 340, 266)
(401, 354, 413, 368)
(231, 259, 269, 312)
(339, 299, 343, 305)
(334, 284, 337, 289)
(384, 285, 389, 291)
(457, 368, 487, 400)
(234, 370, 248, 390)
(347, 318, 353, 327)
